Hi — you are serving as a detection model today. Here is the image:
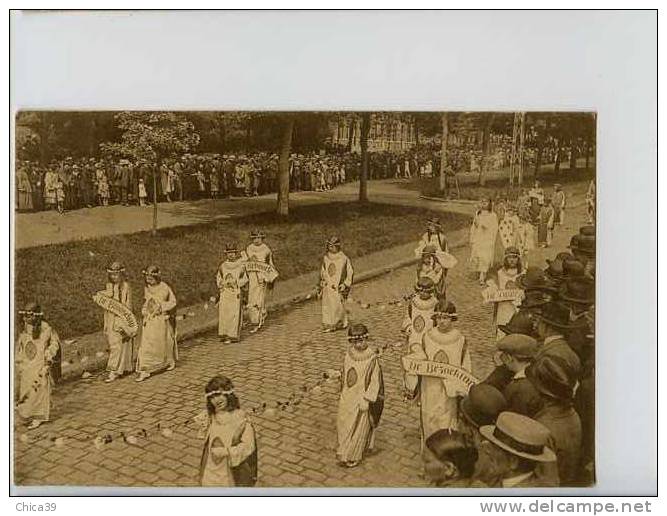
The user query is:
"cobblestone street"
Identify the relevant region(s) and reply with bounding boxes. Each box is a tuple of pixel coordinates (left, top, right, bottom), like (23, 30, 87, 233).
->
(14, 240, 492, 488)
(13, 186, 588, 489)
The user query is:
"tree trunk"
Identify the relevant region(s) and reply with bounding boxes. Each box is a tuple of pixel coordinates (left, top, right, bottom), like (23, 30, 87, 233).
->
(359, 112, 371, 203)
(276, 115, 294, 217)
(347, 117, 356, 153)
(585, 135, 591, 171)
(439, 112, 449, 194)
(152, 158, 160, 236)
(554, 140, 561, 173)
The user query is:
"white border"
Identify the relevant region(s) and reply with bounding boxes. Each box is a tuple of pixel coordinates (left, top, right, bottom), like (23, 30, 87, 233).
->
(6, 8, 658, 502)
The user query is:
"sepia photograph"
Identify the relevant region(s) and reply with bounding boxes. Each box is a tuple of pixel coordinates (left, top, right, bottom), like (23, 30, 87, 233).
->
(13, 109, 597, 489)
(8, 8, 657, 502)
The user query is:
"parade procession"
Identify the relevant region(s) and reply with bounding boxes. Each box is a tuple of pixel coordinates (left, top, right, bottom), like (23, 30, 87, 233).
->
(13, 110, 597, 490)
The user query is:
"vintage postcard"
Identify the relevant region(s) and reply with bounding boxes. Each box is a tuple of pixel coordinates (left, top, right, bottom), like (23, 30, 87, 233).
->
(13, 110, 596, 489)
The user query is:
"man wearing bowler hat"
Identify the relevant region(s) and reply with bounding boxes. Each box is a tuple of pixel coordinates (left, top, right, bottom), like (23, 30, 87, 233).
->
(533, 302, 581, 375)
(527, 355, 582, 486)
(559, 277, 595, 359)
(479, 411, 557, 487)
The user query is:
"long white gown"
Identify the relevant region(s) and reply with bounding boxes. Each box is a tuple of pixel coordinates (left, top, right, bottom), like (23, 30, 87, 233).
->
(103, 281, 134, 375)
(16, 322, 60, 422)
(320, 251, 353, 330)
(336, 346, 383, 463)
(418, 327, 472, 439)
(469, 210, 499, 273)
(217, 258, 249, 340)
(245, 243, 277, 327)
(136, 282, 178, 374)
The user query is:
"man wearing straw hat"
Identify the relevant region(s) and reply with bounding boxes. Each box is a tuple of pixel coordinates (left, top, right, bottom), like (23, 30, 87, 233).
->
(478, 411, 557, 487)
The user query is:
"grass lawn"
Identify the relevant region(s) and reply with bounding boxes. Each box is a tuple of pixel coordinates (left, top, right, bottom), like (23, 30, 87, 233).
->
(15, 202, 469, 338)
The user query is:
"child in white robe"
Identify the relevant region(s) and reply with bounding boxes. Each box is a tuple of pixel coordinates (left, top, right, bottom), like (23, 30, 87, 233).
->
(402, 277, 438, 350)
(404, 301, 472, 472)
(336, 324, 384, 467)
(487, 247, 523, 339)
(216, 244, 249, 344)
(102, 261, 135, 382)
(317, 236, 353, 333)
(245, 230, 278, 334)
(15, 302, 61, 430)
(136, 265, 178, 382)
(198, 376, 257, 487)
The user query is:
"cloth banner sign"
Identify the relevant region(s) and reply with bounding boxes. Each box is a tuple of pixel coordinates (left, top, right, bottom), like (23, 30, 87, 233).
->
(482, 288, 523, 304)
(93, 291, 139, 337)
(401, 356, 479, 396)
(244, 261, 279, 283)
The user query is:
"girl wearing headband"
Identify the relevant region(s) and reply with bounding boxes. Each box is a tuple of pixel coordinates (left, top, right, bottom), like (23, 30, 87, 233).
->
(15, 302, 61, 430)
(198, 376, 257, 487)
(135, 265, 178, 382)
(102, 262, 134, 382)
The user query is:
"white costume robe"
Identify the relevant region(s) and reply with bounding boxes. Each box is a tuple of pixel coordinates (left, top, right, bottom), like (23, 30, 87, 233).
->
(245, 243, 277, 327)
(136, 282, 178, 374)
(199, 409, 257, 487)
(336, 346, 384, 463)
(493, 268, 521, 339)
(217, 258, 249, 340)
(469, 210, 499, 273)
(103, 281, 135, 375)
(412, 327, 472, 442)
(402, 295, 437, 351)
(320, 251, 353, 330)
(16, 322, 60, 422)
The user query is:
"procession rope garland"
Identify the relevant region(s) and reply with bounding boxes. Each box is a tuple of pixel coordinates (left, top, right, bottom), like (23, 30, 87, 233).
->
(15, 282, 434, 451)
